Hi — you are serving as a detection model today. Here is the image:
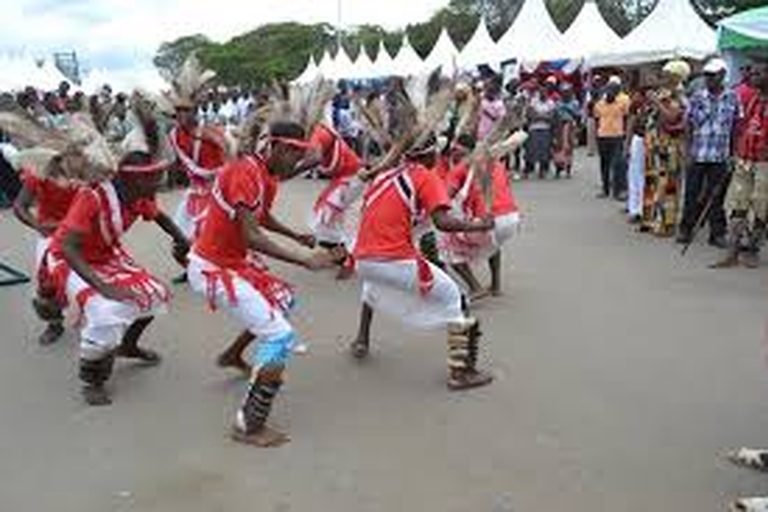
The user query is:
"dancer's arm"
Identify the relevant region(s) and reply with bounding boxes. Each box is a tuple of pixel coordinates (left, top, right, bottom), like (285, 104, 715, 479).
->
(60, 231, 138, 302)
(153, 211, 190, 266)
(432, 207, 494, 233)
(13, 185, 52, 235)
(240, 207, 332, 270)
(261, 212, 316, 248)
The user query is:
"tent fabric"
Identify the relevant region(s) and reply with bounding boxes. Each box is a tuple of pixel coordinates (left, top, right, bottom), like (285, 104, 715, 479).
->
(590, 0, 717, 67)
(718, 6, 768, 50)
(458, 18, 500, 70)
(372, 41, 396, 78)
(293, 55, 319, 84)
(496, 0, 568, 64)
(424, 27, 460, 76)
(350, 47, 376, 80)
(327, 47, 356, 80)
(316, 50, 335, 79)
(562, 0, 622, 61)
(391, 34, 425, 77)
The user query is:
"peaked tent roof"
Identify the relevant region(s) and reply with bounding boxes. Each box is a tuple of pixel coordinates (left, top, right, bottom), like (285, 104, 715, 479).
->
(424, 27, 460, 76)
(458, 18, 500, 70)
(496, 0, 568, 63)
(372, 40, 396, 77)
(563, 0, 623, 61)
(591, 0, 717, 67)
(718, 5, 768, 50)
(391, 34, 426, 77)
(293, 55, 319, 84)
(316, 50, 334, 78)
(350, 46, 376, 80)
(328, 46, 356, 80)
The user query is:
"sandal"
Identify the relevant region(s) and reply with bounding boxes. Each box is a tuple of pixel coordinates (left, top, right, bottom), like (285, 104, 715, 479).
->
(350, 340, 370, 359)
(727, 448, 768, 473)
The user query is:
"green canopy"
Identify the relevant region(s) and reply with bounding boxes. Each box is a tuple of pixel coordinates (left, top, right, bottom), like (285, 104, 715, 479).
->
(718, 6, 768, 50)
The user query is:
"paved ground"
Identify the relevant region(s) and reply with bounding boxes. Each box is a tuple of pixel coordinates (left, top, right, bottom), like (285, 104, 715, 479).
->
(1, 151, 767, 512)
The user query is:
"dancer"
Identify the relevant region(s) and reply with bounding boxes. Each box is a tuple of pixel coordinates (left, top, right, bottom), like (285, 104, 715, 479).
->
(187, 119, 337, 447)
(13, 146, 81, 345)
(307, 122, 364, 277)
(168, 56, 228, 282)
(348, 135, 496, 391)
(52, 108, 189, 406)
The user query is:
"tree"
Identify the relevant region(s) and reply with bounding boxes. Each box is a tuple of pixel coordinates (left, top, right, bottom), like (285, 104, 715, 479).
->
(153, 34, 212, 81)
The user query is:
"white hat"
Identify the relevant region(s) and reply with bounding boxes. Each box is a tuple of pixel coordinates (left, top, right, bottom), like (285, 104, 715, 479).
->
(608, 75, 622, 85)
(703, 58, 727, 74)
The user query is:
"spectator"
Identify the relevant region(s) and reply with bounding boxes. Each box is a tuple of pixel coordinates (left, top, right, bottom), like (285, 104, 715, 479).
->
(477, 75, 506, 142)
(594, 75, 631, 200)
(524, 80, 556, 179)
(553, 83, 581, 178)
(677, 58, 739, 248)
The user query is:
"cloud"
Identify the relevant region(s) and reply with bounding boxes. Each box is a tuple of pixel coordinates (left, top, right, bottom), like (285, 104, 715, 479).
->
(1, 0, 449, 72)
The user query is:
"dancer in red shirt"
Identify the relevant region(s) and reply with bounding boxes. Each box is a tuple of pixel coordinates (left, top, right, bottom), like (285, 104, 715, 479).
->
(53, 117, 189, 406)
(14, 148, 80, 345)
(350, 136, 496, 391)
(188, 120, 337, 447)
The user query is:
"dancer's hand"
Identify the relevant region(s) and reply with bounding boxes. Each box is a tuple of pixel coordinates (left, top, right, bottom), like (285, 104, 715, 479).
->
(303, 250, 339, 271)
(477, 214, 495, 231)
(295, 233, 317, 249)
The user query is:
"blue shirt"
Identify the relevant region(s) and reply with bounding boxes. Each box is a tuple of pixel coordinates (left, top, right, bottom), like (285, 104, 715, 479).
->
(687, 88, 739, 163)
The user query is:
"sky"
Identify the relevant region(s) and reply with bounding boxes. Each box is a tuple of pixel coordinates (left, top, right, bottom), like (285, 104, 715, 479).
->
(1, 0, 449, 73)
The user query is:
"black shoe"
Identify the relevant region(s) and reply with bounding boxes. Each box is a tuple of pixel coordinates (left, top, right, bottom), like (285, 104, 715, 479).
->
(596, 192, 609, 199)
(676, 233, 692, 245)
(708, 236, 728, 249)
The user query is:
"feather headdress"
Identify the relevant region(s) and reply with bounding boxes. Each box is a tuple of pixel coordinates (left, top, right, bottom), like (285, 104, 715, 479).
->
(167, 54, 217, 109)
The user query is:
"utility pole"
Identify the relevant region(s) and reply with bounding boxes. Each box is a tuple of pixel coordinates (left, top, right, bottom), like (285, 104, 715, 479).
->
(337, 0, 343, 53)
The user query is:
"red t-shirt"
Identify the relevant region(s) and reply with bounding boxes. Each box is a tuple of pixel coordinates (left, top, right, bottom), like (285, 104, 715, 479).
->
(433, 156, 451, 184)
(53, 183, 159, 265)
(736, 95, 768, 162)
(21, 170, 79, 225)
(490, 161, 518, 216)
(354, 164, 450, 261)
(172, 126, 227, 187)
(309, 124, 360, 179)
(445, 162, 487, 218)
(194, 157, 278, 268)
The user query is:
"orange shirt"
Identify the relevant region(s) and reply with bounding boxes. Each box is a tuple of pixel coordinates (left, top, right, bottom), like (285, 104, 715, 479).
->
(489, 161, 518, 216)
(354, 163, 449, 261)
(309, 124, 360, 179)
(194, 157, 277, 269)
(21, 170, 79, 225)
(594, 93, 630, 138)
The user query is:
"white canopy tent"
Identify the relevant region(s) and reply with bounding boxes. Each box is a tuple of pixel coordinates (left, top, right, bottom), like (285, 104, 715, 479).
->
(590, 0, 717, 67)
(0, 57, 67, 91)
(563, 0, 623, 62)
(372, 41, 396, 77)
(316, 50, 334, 78)
(424, 27, 460, 76)
(458, 18, 500, 71)
(496, 0, 568, 64)
(293, 55, 319, 84)
(391, 34, 425, 77)
(330, 46, 357, 80)
(350, 46, 376, 80)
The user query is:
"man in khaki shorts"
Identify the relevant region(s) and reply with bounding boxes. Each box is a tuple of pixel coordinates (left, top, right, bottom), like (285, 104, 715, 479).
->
(715, 62, 768, 269)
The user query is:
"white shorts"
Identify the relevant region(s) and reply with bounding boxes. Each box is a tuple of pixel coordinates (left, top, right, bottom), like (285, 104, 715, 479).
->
(188, 254, 293, 342)
(173, 189, 209, 240)
(493, 212, 521, 248)
(67, 272, 167, 359)
(357, 259, 465, 330)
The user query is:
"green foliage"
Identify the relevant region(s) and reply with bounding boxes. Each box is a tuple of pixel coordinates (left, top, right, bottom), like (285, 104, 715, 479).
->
(153, 0, 760, 86)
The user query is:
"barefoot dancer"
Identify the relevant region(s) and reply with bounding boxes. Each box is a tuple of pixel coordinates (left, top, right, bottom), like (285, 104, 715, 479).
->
(187, 120, 336, 447)
(52, 118, 189, 406)
(13, 148, 80, 345)
(350, 137, 495, 390)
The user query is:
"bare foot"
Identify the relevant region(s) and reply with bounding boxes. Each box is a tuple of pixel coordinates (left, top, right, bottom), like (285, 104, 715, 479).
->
(216, 352, 251, 375)
(231, 425, 290, 448)
(350, 339, 370, 359)
(39, 323, 65, 346)
(489, 287, 503, 297)
(710, 255, 740, 269)
(115, 346, 162, 366)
